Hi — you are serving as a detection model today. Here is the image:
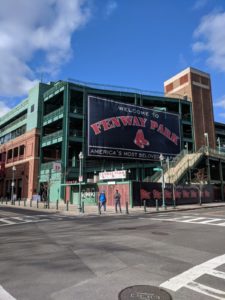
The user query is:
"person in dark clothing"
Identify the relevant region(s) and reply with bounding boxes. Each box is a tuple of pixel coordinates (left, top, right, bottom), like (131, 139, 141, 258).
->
(114, 189, 122, 213)
(99, 190, 106, 212)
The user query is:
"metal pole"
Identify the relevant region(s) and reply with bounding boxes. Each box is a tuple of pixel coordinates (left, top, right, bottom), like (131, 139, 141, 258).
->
(82, 201, 84, 213)
(156, 199, 159, 211)
(78, 152, 83, 213)
(143, 200, 147, 213)
(166, 157, 170, 184)
(199, 184, 202, 206)
(11, 168, 15, 205)
(172, 184, 176, 208)
(160, 154, 166, 209)
(125, 201, 129, 214)
(78, 182, 81, 213)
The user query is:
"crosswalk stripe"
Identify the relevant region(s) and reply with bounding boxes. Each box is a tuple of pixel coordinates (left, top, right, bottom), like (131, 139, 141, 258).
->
(215, 222, 225, 226)
(199, 218, 222, 224)
(0, 219, 15, 225)
(10, 217, 27, 222)
(160, 254, 225, 291)
(0, 285, 16, 300)
(181, 217, 206, 223)
(151, 215, 225, 227)
(186, 281, 225, 300)
(207, 269, 225, 280)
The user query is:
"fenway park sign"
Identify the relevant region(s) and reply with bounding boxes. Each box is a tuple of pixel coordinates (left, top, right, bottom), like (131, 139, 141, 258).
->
(87, 96, 181, 161)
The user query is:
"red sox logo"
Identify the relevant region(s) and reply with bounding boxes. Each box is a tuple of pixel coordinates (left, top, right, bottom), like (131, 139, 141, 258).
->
(134, 129, 149, 149)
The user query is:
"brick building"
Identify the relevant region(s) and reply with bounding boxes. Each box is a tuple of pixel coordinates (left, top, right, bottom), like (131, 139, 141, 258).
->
(164, 67, 216, 151)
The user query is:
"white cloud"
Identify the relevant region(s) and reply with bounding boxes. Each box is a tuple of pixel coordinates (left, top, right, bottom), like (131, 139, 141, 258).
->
(105, 0, 118, 18)
(0, 0, 91, 97)
(192, 0, 209, 10)
(0, 101, 11, 117)
(219, 113, 225, 118)
(214, 96, 225, 108)
(192, 11, 225, 72)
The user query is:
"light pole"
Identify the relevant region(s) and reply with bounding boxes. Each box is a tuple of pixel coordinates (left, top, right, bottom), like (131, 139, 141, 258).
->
(78, 151, 84, 212)
(204, 132, 209, 151)
(217, 137, 221, 153)
(11, 165, 16, 204)
(185, 142, 191, 183)
(159, 153, 166, 210)
(166, 157, 170, 184)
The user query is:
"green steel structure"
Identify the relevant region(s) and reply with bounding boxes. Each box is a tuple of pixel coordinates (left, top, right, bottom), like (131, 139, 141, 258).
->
(38, 80, 194, 202)
(0, 83, 51, 145)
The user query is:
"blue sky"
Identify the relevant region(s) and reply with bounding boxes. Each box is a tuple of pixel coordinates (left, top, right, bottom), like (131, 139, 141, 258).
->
(1, 0, 225, 122)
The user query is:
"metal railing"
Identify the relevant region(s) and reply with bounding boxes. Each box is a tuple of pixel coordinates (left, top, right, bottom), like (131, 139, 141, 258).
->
(67, 78, 191, 100)
(42, 130, 63, 145)
(43, 81, 66, 99)
(43, 107, 63, 123)
(151, 145, 225, 184)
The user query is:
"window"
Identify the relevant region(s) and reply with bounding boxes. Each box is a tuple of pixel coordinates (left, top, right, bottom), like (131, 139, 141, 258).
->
(30, 104, 34, 113)
(7, 149, 12, 159)
(19, 145, 25, 156)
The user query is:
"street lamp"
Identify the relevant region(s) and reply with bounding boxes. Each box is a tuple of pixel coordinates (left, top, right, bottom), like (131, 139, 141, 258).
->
(159, 153, 166, 210)
(204, 132, 209, 151)
(166, 157, 170, 184)
(11, 165, 16, 204)
(184, 142, 191, 183)
(217, 137, 221, 153)
(78, 151, 84, 212)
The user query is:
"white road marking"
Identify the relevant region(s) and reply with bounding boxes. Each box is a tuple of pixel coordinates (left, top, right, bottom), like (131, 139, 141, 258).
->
(199, 218, 222, 224)
(215, 222, 225, 226)
(186, 281, 225, 300)
(160, 254, 225, 291)
(151, 215, 225, 227)
(10, 217, 26, 222)
(207, 269, 225, 280)
(0, 285, 16, 300)
(181, 217, 206, 223)
(0, 219, 15, 225)
(0, 216, 49, 226)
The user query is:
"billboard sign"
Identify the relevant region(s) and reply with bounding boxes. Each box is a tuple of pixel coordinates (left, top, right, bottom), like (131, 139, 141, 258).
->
(88, 96, 181, 160)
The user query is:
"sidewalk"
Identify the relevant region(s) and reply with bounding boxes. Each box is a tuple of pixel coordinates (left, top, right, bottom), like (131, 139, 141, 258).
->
(1, 200, 225, 217)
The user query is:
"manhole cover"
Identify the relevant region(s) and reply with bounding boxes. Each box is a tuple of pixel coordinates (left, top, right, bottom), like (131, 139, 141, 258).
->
(118, 285, 172, 300)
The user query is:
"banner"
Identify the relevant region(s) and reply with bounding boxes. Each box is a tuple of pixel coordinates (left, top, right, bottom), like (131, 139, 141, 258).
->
(99, 170, 126, 180)
(132, 182, 214, 206)
(87, 96, 181, 160)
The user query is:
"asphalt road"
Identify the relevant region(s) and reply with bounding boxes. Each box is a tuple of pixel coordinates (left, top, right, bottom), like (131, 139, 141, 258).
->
(0, 206, 225, 300)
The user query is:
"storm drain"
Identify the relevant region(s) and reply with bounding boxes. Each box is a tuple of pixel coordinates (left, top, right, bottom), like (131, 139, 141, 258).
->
(118, 285, 172, 300)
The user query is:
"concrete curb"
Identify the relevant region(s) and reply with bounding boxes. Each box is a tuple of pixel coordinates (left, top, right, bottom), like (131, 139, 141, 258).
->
(1, 202, 225, 217)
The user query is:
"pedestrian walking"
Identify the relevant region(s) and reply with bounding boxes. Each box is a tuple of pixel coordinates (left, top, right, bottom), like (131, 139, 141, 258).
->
(114, 189, 122, 213)
(99, 190, 106, 212)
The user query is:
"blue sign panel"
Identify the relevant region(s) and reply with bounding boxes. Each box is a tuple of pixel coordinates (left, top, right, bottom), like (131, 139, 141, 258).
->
(87, 96, 181, 160)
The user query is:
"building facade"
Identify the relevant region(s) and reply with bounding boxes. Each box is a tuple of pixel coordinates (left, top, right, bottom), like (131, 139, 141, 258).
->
(0, 83, 51, 199)
(0, 67, 223, 204)
(164, 67, 216, 151)
(39, 80, 193, 202)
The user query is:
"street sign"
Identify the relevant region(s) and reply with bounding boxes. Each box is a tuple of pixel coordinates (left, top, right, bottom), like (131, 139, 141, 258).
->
(79, 176, 83, 182)
(153, 167, 162, 171)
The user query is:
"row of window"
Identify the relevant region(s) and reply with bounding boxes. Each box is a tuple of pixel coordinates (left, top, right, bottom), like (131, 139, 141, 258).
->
(0, 125, 26, 145)
(0, 145, 25, 162)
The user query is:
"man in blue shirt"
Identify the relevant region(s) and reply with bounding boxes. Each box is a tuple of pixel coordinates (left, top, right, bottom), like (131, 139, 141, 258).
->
(99, 190, 106, 212)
